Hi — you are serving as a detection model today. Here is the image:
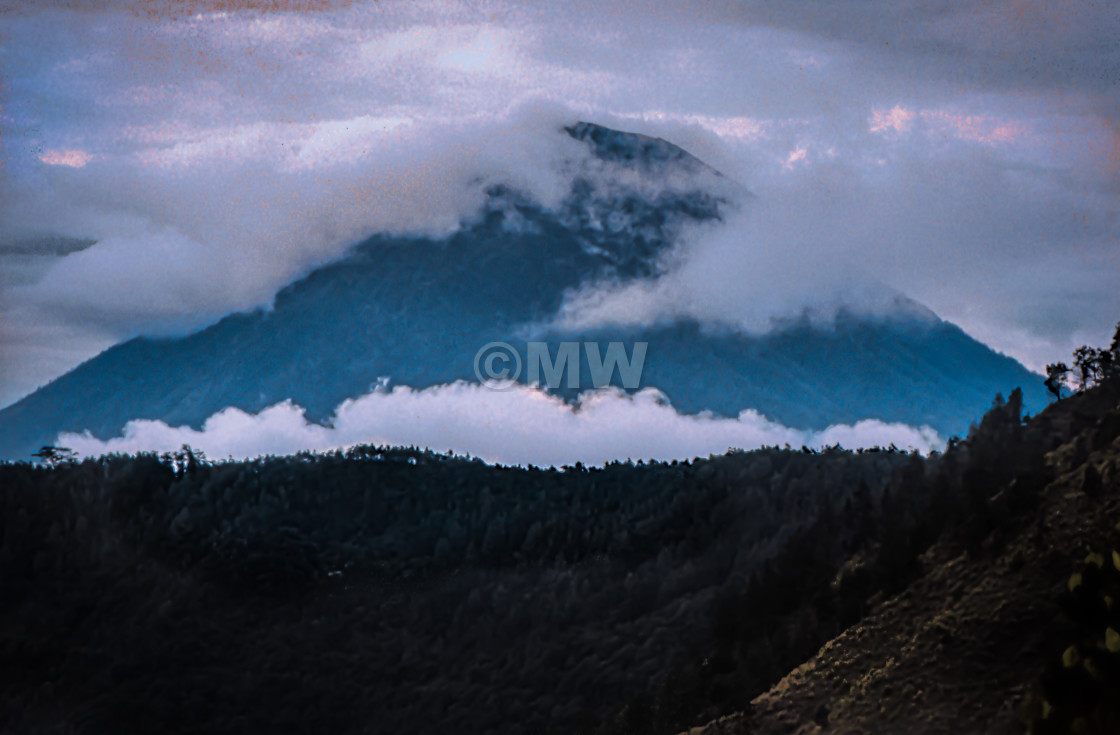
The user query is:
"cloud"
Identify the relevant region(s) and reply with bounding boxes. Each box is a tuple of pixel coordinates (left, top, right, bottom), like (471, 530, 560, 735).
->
(0, 103, 607, 403)
(58, 383, 943, 466)
(545, 206, 932, 337)
(1, 0, 1118, 409)
(2, 100, 729, 339)
(919, 108, 1028, 145)
(632, 110, 1119, 371)
(869, 106, 915, 134)
(38, 149, 92, 167)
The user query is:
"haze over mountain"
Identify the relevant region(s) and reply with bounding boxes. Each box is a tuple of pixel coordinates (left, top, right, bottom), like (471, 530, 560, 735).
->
(0, 123, 1048, 462)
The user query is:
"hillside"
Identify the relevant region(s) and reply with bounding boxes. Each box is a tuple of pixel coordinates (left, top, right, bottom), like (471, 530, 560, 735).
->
(684, 382, 1120, 734)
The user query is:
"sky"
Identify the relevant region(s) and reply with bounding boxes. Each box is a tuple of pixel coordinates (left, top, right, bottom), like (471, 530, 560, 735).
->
(0, 0, 1118, 459)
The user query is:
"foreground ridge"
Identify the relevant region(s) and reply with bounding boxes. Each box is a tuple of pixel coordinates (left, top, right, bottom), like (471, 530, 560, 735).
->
(684, 383, 1120, 735)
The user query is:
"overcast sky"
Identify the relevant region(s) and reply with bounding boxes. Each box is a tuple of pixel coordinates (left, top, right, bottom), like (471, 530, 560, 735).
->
(1, 0, 1118, 411)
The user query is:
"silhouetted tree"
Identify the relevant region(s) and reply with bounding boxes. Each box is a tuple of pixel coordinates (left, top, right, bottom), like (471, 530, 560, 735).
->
(1072, 346, 1107, 390)
(1103, 320, 1120, 383)
(1045, 363, 1070, 398)
(30, 445, 77, 467)
(1046, 321, 1120, 397)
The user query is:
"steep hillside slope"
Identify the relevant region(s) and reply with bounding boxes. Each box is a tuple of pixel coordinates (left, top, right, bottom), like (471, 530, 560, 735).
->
(686, 386, 1120, 735)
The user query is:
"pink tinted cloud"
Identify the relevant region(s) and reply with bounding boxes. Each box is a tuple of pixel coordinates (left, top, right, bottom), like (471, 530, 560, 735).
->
(783, 146, 807, 168)
(921, 109, 1028, 145)
(869, 105, 915, 133)
(39, 149, 93, 167)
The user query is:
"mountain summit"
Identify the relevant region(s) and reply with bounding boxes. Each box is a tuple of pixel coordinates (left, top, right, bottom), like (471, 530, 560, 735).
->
(0, 122, 1048, 459)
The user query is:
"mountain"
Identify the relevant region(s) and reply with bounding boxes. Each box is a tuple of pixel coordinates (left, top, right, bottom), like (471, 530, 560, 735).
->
(0, 122, 1050, 460)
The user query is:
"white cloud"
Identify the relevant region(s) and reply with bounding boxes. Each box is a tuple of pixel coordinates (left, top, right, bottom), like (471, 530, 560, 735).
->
(1, 106, 602, 343)
(546, 205, 935, 337)
(59, 383, 943, 466)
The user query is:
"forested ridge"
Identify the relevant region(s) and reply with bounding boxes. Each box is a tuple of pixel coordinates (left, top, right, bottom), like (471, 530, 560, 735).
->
(2, 327, 1118, 734)
(2, 438, 917, 733)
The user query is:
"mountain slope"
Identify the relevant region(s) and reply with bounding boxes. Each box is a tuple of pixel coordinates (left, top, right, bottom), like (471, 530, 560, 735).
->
(0, 122, 1050, 460)
(685, 385, 1120, 735)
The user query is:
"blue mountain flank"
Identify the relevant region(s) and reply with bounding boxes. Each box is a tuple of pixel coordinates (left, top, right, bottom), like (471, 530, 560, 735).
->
(0, 122, 1049, 459)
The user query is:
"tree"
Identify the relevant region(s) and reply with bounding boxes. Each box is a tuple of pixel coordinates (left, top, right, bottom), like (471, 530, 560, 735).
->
(1046, 321, 1120, 396)
(31, 445, 77, 467)
(1072, 346, 1109, 390)
(1044, 362, 1070, 398)
(1104, 320, 1120, 383)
